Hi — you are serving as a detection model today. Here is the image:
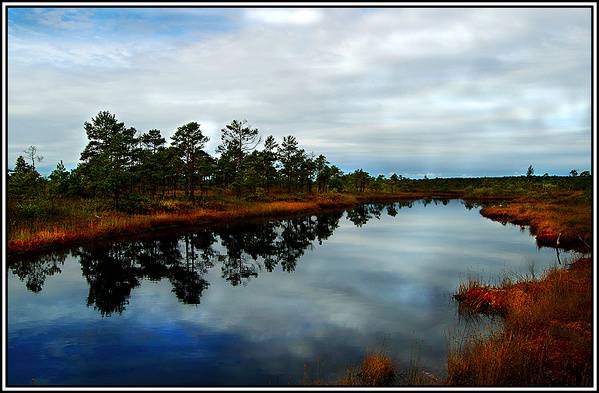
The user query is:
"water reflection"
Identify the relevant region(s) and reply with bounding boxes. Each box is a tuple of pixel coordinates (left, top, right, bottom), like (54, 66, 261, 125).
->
(9, 209, 352, 316)
(6, 198, 552, 318)
(10, 252, 67, 293)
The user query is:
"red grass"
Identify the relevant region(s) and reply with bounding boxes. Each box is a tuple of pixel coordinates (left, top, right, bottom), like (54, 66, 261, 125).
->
(454, 287, 508, 315)
(480, 200, 591, 252)
(359, 353, 396, 386)
(451, 257, 593, 386)
(7, 194, 411, 255)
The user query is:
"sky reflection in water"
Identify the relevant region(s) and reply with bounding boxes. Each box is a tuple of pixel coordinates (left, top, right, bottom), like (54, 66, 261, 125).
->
(7, 199, 575, 386)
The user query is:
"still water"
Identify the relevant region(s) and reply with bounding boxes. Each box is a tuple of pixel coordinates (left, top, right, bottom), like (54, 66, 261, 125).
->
(7, 199, 575, 386)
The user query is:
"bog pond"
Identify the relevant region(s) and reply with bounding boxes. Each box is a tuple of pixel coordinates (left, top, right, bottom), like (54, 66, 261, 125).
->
(7, 199, 577, 386)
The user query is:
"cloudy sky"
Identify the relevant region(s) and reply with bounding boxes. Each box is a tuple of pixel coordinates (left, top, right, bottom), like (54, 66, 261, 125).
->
(7, 7, 592, 177)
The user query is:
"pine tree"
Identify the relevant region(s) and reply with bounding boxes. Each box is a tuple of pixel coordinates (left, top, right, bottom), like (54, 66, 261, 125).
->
(171, 122, 210, 199)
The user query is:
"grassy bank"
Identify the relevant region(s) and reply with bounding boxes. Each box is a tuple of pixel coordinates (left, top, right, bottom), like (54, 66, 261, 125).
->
(449, 193, 593, 386)
(11, 189, 590, 256)
(8, 176, 591, 256)
(479, 191, 592, 252)
(9, 191, 459, 255)
(450, 256, 592, 386)
(329, 256, 592, 388)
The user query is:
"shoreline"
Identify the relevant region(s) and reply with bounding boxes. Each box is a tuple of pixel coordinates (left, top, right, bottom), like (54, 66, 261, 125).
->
(479, 203, 592, 253)
(8, 192, 463, 256)
(449, 254, 592, 386)
(8, 191, 590, 257)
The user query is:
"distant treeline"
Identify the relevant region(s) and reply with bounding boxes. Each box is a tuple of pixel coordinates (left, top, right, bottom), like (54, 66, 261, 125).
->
(8, 111, 592, 214)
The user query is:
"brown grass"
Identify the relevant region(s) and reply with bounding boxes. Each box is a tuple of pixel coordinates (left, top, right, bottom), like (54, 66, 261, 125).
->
(450, 257, 592, 386)
(335, 352, 443, 386)
(480, 195, 592, 252)
(8, 200, 323, 254)
(8, 192, 435, 255)
(339, 352, 397, 386)
(454, 281, 509, 316)
(13, 187, 557, 256)
(358, 353, 396, 386)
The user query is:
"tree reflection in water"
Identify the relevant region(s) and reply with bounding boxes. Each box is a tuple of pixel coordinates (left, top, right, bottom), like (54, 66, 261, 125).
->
(9, 202, 423, 316)
(76, 244, 142, 316)
(10, 251, 67, 293)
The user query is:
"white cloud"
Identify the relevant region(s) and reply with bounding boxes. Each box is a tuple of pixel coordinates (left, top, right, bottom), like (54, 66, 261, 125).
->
(244, 8, 323, 25)
(6, 8, 592, 176)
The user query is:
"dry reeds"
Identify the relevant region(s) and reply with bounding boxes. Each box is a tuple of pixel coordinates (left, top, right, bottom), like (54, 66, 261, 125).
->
(480, 199, 592, 252)
(339, 352, 396, 386)
(449, 257, 592, 386)
(8, 193, 414, 254)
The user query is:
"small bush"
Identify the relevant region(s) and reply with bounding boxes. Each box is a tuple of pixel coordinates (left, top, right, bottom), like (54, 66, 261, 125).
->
(360, 353, 396, 385)
(243, 189, 271, 202)
(340, 353, 396, 386)
(116, 194, 151, 214)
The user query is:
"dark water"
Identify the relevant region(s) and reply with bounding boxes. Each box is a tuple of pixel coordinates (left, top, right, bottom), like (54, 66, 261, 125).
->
(7, 199, 576, 386)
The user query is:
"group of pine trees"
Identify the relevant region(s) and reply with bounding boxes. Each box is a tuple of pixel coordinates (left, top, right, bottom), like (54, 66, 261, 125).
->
(8, 111, 592, 215)
(8, 111, 401, 212)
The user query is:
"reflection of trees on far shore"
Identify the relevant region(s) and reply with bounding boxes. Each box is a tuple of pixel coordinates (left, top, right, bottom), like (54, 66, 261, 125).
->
(345, 200, 422, 226)
(76, 244, 142, 316)
(10, 251, 67, 293)
(9, 202, 414, 316)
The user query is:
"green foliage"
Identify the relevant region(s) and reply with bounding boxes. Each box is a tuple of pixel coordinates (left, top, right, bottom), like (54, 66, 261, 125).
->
(242, 188, 271, 202)
(262, 135, 280, 192)
(171, 122, 210, 198)
(66, 167, 85, 197)
(9, 198, 64, 232)
(116, 193, 152, 214)
(217, 119, 260, 158)
(16, 201, 46, 221)
(79, 111, 139, 204)
(350, 169, 371, 192)
(48, 160, 70, 196)
(278, 135, 303, 192)
(8, 155, 44, 200)
(141, 129, 166, 153)
(216, 120, 261, 193)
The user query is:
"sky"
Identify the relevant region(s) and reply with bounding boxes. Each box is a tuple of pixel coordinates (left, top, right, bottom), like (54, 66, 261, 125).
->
(6, 7, 593, 178)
